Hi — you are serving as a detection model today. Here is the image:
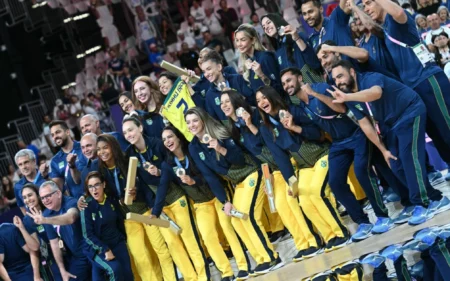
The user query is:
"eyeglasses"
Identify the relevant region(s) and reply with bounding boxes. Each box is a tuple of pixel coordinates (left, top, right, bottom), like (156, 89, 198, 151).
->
(40, 191, 57, 201)
(88, 182, 103, 190)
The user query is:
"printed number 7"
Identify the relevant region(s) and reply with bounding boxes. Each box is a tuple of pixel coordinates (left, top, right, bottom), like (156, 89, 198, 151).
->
(176, 99, 188, 114)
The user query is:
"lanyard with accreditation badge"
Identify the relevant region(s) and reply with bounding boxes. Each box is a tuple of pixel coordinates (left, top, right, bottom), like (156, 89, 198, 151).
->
(383, 30, 433, 67)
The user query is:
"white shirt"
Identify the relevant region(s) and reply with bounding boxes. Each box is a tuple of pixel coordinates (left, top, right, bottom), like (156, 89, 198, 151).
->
(425, 26, 450, 45)
(203, 14, 222, 36)
(176, 36, 196, 51)
(190, 6, 206, 22)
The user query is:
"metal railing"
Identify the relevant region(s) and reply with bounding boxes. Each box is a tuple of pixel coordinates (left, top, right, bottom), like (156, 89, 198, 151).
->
(3, 0, 26, 27)
(0, 152, 13, 176)
(19, 100, 47, 135)
(30, 84, 59, 113)
(0, 135, 21, 165)
(7, 117, 40, 145)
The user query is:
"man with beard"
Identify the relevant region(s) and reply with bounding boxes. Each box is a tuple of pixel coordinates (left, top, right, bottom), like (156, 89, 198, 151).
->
(316, 40, 398, 81)
(351, 0, 450, 178)
(49, 120, 87, 200)
(14, 149, 49, 215)
(329, 60, 450, 226)
(280, 67, 414, 241)
(79, 114, 128, 151)
(300, 0, 353, 50)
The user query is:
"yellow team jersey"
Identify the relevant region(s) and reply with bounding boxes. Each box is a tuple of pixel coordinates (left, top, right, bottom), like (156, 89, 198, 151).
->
(161, 77, 195, 141)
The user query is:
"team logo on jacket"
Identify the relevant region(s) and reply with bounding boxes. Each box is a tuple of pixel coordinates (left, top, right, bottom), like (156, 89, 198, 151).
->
(180, 199, 187, 207)
(201, 90, 206, 97)
(274, 128, 279, 137)
(240, 135, 244, 143)
(278, 56, 282, 65)
(153, 155, 159, 161)
(355, 104, 363, 111)
(58, 161, 65, 169)
(111, 204, 115, 211)
(270, 74, 276, 80)
(146, 119, 153, 125)
(199, 152, 205, 160)
(249, 178, 256, 187)
(321, 160, 327, 168)
(92, 213, 96, 221)
(215, 97, 220, 105)
(37, 225, 45, 233)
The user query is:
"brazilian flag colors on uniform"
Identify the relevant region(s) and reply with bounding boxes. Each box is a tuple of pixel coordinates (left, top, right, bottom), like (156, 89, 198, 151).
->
(161, 77, 196, 141)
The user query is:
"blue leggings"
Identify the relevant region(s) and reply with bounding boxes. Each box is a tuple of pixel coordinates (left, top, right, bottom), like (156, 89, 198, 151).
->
(91, 241, 134, 281)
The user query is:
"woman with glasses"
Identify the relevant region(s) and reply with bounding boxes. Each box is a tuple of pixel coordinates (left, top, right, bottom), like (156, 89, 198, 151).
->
(234, 24, 283, 94)
(80, 171, 134, 281)
(118, 91, 165, 140)
(95, 134, 177, 281)
(122, 117, 203, 281)
(21, 183, 62, 281)
(185, 107, 285, 277)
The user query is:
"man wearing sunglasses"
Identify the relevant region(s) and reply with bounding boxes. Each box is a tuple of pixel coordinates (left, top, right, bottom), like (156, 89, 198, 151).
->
(27, 180, 91, 281)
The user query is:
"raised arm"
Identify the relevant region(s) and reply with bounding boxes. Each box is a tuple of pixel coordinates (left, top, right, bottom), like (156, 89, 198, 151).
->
(372, 0, 407, 24)
(322, 44, 369, 63)
(329, 85, 382, 103)
(350, 0, 384, 34)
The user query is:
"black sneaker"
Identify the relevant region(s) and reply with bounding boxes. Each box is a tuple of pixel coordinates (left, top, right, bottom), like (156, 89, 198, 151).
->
(222, 276, 234, 281)
(325, 237, 337, 252)
(269, 230, 285, 244)
(269, 256, 285, 271)
(248, 269, 257, 277)
(292, 249, 305, 262)
(326, 236, 351, 252)
(253, 262, 272, 275)
(233, 270, 249, 281)
(302, 246, 324, 259)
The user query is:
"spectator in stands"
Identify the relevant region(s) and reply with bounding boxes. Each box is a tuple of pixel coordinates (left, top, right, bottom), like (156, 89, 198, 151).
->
(203, 7, 223, 36)
(350, 20, 361, 44)
(176, 30, 197, 54)
(412, 0, 442, 17)
(7, 164, 21, 185)
(119, 63, 137, 92)
(438, 5, 450, 25)
(135, 5, 158, 55)
(53, 99, 70, 124)
(96, 64, 119, 104)
(107, 48, 125, 78)
(250, 13, 265, 41)
(431, 32, 450, 78)
(87, 92, 104, 111)
(161, 18, 178, 49)
(425, 13, 450, 48)
(1, 175, 16, 208)
(201, 27, 228, 66)
(185, 15, 205, 47)
(42, 114, 57, 154)
(216, 0, 240, 48)
(416, 13, 429, 31)
(17, 140, 40, 165)
(179, 42, 200, 72)
(246, 0, 267, 13)
(148, 43, 164, 75)
(80, 98, 99, 119)
(190, 0, 206, 22)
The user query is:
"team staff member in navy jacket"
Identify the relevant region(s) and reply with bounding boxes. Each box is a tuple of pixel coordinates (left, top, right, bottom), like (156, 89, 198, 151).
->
(354, 0, 450, 167)
(220, 90, 332, 261)
(256, 86, 352, 251)
(0, 221, 40, 281)
(22, 183, 63, 281)
(185, 107, 285, 276)
(123, 117, 207, 281)
(161, 126, 237, 280)
(49, 120, 87, 199)
(260, 13, 324, 85)
(201, 51, 256, 124)
(330, 60, 450, 226)
(235, 24, 282, 94)
(118, 91, 166, 140)
(27, 180, 91, 281)
(81, 171, 133, 281)
(280, 67, 413, 240)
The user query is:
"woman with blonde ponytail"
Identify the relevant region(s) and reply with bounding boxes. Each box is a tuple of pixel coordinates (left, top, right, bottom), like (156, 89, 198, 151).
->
(235, 23, 283, 94)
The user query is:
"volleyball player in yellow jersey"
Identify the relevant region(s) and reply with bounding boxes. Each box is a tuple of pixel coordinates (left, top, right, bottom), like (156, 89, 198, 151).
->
(256, 87, 351, 259)
(160, 125, 237, 280)
(124, 116, 206, 281)
(185, 107, 285, 277)
(220, 90, 325, 262)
